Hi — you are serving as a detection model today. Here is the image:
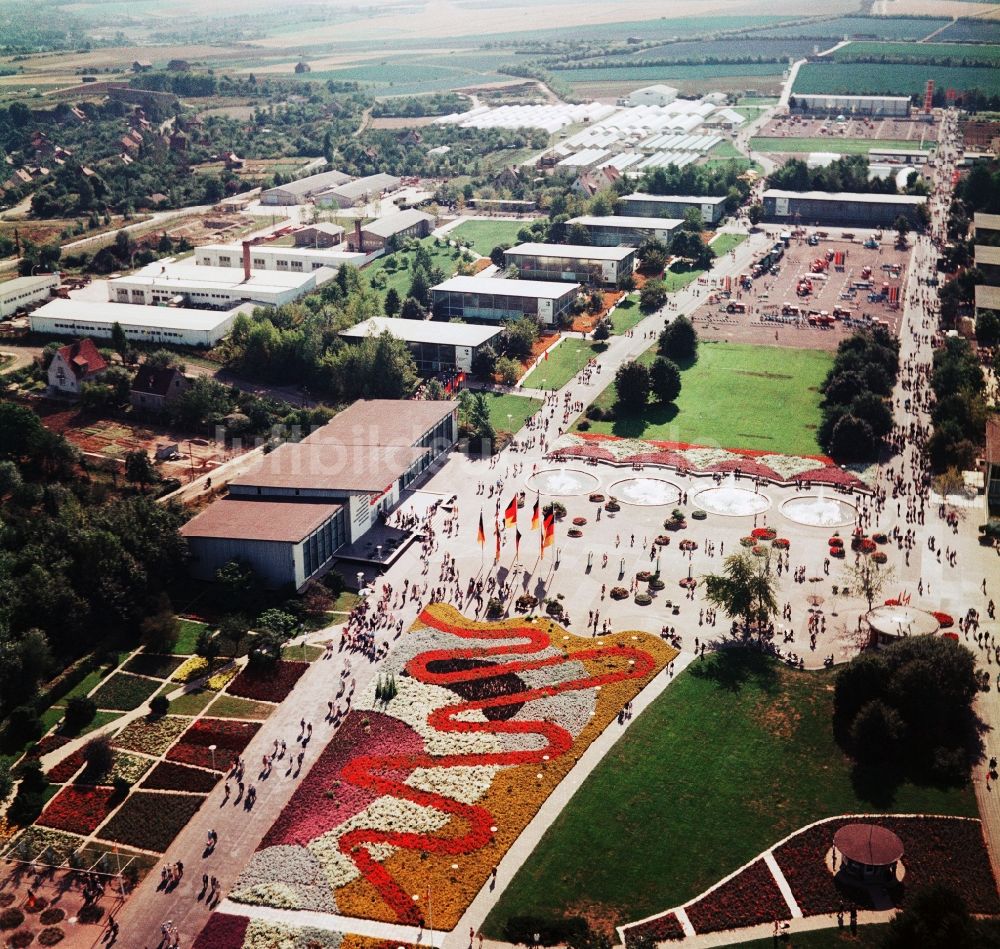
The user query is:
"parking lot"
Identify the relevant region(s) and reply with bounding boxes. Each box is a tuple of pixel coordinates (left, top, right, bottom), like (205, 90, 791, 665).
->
(757, 113, 940, 144)
(688, 233, 913, 351)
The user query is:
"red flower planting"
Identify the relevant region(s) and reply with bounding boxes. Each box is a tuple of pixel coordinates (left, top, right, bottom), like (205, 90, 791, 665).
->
(37, 785, 116, 835)
(97, 791, 206, 853)
(752, 527, 776, 541)
(46, 749, 86, 784)
(625, 913, 685, 945)
(142, 761, 220, 793)
(192, 912, 249, 949)
(773, 816, 1000, 918)
(227, 660, 308, 703)
(166, 718, 261, 772)
(686, 858, 790, 934)
(931, 612, 954, 629)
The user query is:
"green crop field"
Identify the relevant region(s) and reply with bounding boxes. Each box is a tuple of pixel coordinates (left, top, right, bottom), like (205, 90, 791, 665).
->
(578, 341, 833, 456)
(793, 62, 1000, 97)
(833, 41, 1000, 65)
(560, 62, 786, 84)
(484, 651, 976, 935)
(747, 16, 950, 40)
(750, 136, 928, 154)
(449, 219, 538, 256)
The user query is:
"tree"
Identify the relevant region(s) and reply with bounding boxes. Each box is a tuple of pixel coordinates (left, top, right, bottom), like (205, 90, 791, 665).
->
(638, 247, 667, 276)
(829, 414, 875, 461)
(466, 392, 495, 450)
(501, 318, 539, 361)
(658, 316, 698, 362)
(833, 637, 983, 783)
(384, 287, 402, 317)
(893, 214, 911, 244)
(495, 356, 522, 387)
(471, 344, 498, 378)
(110, 321, 128, 359)
(639, 279, 668, 313)
(139, 602, 179, 652)
(883, 886, 1000, 949)
(703, 551, 779, 639)
(592, 319, 611, 341)
(124, 449, 158, 490)
(218, 613, 251, 657)
(63, 696, 97, 736)
(400, 296, 425, 320)
(82, 734, 114, 777)
(255, 608, 300, 639)
(747, 203, 763, 225)
(650, 356, 681, 404)
(408, 268, 431, 307)
(842, 557, 895, 612)
(614, 361, 650, 413)
(215, 560, 255, 608)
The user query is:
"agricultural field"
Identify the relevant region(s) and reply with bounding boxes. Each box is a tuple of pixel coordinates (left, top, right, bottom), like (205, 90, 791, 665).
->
(587, 37, 823, 63)
(555, 62, 788, 85)
(750, 136, 927, 153)
(745, 15, 951, 39)
(832, 41, 1000, 64)
(793, 62, 1000, 96)
(935, 17, 1000, 42)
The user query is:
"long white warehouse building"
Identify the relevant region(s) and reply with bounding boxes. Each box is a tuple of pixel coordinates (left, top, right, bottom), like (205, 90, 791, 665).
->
(30, 298, 248, 347)
(109, 260, 334, 308)
(195, 243, 374, 273)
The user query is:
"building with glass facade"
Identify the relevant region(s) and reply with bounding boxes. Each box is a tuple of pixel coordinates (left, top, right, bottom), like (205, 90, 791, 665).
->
(761, 190, 928, 228)
(431, 276, 579, 327)
(566, 215, 683, 247)
(503, 243, 636, 287)
(617, 193, 728, 225)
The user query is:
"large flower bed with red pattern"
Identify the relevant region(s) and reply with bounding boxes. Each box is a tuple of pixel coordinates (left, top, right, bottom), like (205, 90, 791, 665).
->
(37, 786, 116, 835)
(142, 761, 220, 793)
(773, 815, 999, 917)
(230, 604, 676, 929)
(166, 718, 261, 772)
(624, 912, 685, 945)
(227, 660, 308, 703)
(685, 858, 790, 934)
(192, 912, 249, 949)
(551, 433, 866, 488)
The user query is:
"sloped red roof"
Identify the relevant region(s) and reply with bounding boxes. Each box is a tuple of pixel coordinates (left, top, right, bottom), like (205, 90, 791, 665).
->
(56, 338, 107, 379)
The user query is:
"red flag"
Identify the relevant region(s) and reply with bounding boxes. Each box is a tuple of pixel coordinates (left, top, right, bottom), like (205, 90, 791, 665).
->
(543, 349, 549, 361)
(476, 512, 485, 547)
(494, 519, 501, 562)
(531, 494, 540, 530)
(504, 495, 517, 529)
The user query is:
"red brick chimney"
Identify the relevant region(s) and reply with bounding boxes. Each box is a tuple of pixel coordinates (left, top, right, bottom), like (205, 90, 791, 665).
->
(242, 240, 252, 282)
(354, 219, 363, 252)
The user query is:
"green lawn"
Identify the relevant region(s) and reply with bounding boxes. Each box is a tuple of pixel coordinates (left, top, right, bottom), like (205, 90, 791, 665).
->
(330, 592, 360, 613)
(739, 925, 887, 948)
(172, 619, 209, 656)
(473, 391, 543, 434)
(62, 668, 107, 701)
(708, 139, 745, 159)
(362, 237, 470, 302)
(484, 652, 976, 937)
(750, 136, 928, 154)
(578, 341, 833, 456)
(168, 689, 214, 716)
(450, 219, 537, 256)
(521, 339, 606, 391)
(710, 233, 748, 255)
(280, 644, 326, 662)
(609, 296, 644, 335)
(207, 695, 274, 720)
(662, 267, 704, 292)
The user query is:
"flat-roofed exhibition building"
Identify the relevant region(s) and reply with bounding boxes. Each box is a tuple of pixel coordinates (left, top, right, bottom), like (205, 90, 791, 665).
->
(0, 273, 60, 319)
(30, 298, 249, 347)
(503, 243, 636, 287)
(430, 276, 579, 326)
(109, 260, 334, 308)
(617, 193, 728, 225)
(196, 243, 371, 273)
(181, 399, 458, 588)
(761, 190, 928, 228)
(566, 215, 683, 246)
(340, 316, 503, 373)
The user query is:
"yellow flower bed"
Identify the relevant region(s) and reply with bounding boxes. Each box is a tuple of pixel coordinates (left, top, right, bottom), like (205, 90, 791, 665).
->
(206, 666, 238, 692)
(171, 656, 209, 683)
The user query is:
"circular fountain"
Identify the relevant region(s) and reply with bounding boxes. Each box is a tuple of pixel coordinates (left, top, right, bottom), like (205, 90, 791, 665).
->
(525, 468, 599, 497)
(866, 605, 940, 644)
(609, 478, 681, 507)
(781, 494, 857, 528)
(693, 476, 771, 517)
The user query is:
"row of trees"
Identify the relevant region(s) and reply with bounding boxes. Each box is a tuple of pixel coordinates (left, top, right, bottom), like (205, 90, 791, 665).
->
(818, 329, 899, 462)
(769, 155, 919, 196)
(926, 336, 989, 472)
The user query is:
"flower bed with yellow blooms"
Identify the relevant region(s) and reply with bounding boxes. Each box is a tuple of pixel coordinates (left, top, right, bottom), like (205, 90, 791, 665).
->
(231, 604, 675, 929)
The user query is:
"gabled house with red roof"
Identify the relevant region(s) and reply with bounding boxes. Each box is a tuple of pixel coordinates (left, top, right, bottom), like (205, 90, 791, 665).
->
(47, 338, 108, 397)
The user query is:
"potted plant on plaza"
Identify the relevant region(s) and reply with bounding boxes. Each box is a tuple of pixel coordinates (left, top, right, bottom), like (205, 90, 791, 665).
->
(605, 497, 621, 513)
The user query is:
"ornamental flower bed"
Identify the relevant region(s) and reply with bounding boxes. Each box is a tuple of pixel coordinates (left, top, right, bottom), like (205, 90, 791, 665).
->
(122, 654, 186, 679)
(572, 517, 587, 526)
(4, 828, 83, 864)
(774, 816, 1000, 917)
(231, 604, 675, 929)
(227, 660, 308, 703)
(142, 761, 219, 793)
(37, 785, 116, 835)
(96, 791, 206, 853)
(931, 612, 954, 629)
(192, 912, 250, 949)
(552, 433, 868, 488)
(46, 749, 86, 784)
(567, 528, 583, 538)
(773, 538, 790, 550)
(751, 527, 776, 541)
(739, 536, 755, 547)
(829, 536, 844, 548)
(89, 673, 161, 711)
(872, 551, 888, 564)
(113, 715, 189, 756)
(167, 718, 261, 772)
(624, 913, 685, 945)
(751, 545, 767, 557)
(610, 587, 629, 600)
(830, 546, 845, 558)
(685, 858, 790, 934)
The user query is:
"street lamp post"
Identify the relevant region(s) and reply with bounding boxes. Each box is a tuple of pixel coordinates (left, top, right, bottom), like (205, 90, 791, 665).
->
(208, 744, 217, 772)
